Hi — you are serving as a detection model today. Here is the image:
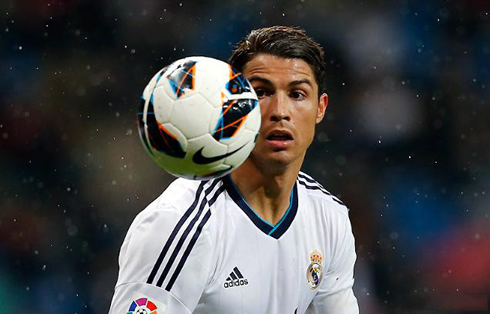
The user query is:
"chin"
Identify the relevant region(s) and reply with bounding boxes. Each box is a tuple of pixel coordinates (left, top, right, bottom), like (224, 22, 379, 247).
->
(250, 149, 297, 171)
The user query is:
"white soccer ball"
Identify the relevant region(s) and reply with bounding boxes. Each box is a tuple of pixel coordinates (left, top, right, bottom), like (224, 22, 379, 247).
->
(137, 56, 261, 180)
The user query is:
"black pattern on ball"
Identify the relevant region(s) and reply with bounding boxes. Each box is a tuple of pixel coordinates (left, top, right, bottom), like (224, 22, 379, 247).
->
(212, 98, 258, 140)
(167, 61, 197, 98)
(146, 96, 186, 158)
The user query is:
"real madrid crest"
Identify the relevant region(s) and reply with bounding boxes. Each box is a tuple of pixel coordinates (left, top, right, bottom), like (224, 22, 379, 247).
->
(306, 250, 324, 290)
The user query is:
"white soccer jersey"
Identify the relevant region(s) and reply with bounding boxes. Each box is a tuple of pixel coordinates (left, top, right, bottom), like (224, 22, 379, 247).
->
(109, 172, 358, 314)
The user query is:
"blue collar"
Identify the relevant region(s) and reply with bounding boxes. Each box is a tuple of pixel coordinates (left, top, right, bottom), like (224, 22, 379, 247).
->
(222, 175, 298, 239)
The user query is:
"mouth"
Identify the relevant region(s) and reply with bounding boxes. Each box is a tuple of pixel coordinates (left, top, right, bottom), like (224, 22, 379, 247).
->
(265, 129, 294, 149)
(265, 129, 294, 141)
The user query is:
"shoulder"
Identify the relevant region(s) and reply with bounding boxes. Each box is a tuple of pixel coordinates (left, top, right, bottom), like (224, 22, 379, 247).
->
(123, 178, 226, 254)
(126, 178, 200, 235)
(112, 179, 226, 312)
(151, 178, 208, 213)
(116, 178, 225, 287)
(137, 177, 224, 221)
(296, 171, 349, 218)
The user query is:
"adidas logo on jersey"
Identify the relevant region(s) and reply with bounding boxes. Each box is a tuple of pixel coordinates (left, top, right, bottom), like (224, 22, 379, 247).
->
(223, 267, 248, 289)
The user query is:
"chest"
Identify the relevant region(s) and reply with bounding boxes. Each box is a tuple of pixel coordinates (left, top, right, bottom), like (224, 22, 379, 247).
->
(195, 205, 330, 314)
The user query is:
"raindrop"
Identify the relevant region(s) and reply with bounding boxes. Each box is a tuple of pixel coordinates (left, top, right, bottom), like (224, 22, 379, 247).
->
(67, 225, 78, 236)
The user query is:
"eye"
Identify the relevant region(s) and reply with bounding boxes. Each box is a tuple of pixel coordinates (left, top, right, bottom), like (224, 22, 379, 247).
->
(290, 90, 307, 100)
(254, 88, 269, 99)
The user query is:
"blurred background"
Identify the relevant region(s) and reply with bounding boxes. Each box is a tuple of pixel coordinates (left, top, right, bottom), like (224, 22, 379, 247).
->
(0, 0, 489, 313)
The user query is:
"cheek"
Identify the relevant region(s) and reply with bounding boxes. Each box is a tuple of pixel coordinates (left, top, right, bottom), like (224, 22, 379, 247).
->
(297, 108, 318, 141)
(258, 99, 270, 118)
(297, 104, 318, 123)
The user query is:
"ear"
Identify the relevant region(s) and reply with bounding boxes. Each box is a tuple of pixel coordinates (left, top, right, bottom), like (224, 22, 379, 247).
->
(316, 93, 328, 124)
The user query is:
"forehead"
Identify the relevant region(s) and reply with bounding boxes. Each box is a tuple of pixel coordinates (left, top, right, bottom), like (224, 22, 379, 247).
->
(242, 54, 316, 84)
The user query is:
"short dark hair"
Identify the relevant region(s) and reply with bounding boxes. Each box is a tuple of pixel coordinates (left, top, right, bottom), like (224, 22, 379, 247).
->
(228, 26, 327, 97)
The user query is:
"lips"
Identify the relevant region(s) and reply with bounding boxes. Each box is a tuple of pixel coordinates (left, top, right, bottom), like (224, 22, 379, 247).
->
(265, 129, 294, 149)
(265, 129, 294, 141)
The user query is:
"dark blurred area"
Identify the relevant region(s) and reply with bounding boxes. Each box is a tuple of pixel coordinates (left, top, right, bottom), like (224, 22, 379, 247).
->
(0, 0, 489, 313)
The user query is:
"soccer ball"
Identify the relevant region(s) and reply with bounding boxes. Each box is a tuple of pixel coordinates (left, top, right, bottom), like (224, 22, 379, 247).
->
(137, 56, 261, 180)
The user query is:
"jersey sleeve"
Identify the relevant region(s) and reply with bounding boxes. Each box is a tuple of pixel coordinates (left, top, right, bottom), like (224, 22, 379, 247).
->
(109, 198, 214, 314)
(307, 209, 359, 314)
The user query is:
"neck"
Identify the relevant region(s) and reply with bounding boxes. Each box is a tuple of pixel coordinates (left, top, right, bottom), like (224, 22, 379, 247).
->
(230, 157, 302, 225)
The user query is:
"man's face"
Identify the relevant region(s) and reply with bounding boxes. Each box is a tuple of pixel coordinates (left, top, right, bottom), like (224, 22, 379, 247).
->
(242, 54, 328, 169)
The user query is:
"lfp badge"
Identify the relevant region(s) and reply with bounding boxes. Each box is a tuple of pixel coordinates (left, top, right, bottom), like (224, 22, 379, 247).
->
(306, 250, 324, 290)
(127, 297, 158, 314)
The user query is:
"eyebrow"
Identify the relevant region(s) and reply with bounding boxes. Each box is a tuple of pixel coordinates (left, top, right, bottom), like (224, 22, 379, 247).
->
(248, 76, 273, 86)
(248, 76, 313, 89)
(287, 79, 313, 89)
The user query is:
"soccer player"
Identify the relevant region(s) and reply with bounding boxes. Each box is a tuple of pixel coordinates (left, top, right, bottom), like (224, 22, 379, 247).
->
(110, 26, 358, 313)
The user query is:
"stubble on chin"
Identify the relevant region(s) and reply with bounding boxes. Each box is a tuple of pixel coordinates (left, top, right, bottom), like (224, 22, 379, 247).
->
(248, 149, 296, 177)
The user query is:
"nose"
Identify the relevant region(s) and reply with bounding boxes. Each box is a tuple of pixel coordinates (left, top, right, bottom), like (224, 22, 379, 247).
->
(268, 92, 291, 122)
